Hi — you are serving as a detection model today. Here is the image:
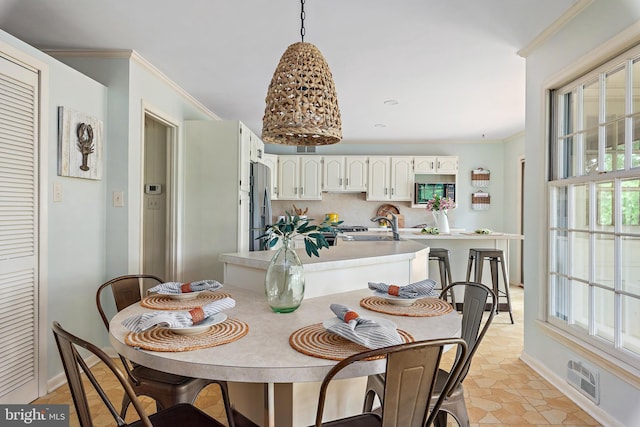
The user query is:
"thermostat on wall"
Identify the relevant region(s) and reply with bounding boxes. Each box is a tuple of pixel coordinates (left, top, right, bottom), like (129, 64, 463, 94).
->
(145, 184, 162, 194)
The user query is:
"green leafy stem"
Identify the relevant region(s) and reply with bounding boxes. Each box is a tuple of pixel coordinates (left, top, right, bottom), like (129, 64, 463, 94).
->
(259, 211, 343, 257)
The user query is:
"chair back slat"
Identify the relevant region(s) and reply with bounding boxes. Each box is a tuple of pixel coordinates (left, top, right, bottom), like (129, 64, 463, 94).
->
(440, 281, 496, 391)
(95, 275, 164, 384)
(96, 274, 163, 329)
(381, 344, 443, 427)
(315, 338, 467, 427)
(52, 321, 154, 427)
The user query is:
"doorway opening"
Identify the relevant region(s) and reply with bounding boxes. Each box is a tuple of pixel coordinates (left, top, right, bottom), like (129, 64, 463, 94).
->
(142, 113, 177, 280)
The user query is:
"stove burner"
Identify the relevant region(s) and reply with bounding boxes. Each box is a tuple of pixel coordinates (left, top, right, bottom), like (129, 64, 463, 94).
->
(337, 225, 369, 232)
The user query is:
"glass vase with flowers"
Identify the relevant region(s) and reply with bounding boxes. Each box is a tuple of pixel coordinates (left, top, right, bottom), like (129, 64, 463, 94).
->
(425, 194, 456, 234)
(259, 212, 341, 313)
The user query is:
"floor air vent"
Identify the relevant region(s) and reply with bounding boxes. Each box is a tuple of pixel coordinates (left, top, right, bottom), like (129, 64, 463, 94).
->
(567, 360, 599, 404)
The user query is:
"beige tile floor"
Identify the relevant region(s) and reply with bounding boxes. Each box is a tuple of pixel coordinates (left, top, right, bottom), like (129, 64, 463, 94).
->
(34, 285, 601, 426)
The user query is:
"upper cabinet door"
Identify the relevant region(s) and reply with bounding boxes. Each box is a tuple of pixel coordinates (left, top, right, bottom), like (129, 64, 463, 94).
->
(390, 157, 413, 201)
(413, 156, 436, 174)
(238, 123, 251, 192)
(299, 156, 322, 200)
(367, 156, 391, 201)
(344, 156, 368, 191)
(278, 156, 299, 199)
(249, 131, 265, 163)
(322, 156, 344, 191)
(261, 153, 279, 200)
(436, 156, 458, 173)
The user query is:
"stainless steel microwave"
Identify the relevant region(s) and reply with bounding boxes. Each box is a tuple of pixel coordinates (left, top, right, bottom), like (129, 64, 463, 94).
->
(414, 183, 456, 205)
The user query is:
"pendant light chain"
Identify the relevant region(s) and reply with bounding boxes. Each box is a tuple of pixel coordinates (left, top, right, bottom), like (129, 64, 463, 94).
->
(300, 0, 306, 42)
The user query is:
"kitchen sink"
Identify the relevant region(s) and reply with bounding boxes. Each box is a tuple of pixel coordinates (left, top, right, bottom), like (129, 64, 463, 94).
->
(340, 235, 400, 241)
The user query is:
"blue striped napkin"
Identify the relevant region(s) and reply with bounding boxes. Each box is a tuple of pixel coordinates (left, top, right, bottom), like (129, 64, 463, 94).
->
(325, 304, 403, 349)
(368, 278, 437, 298)
(122, 297, 236, 332)
(148, 279, 223, 294)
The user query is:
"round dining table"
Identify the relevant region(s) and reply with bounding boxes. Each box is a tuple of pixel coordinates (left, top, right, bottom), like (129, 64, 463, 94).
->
(109, 284, 461, 427)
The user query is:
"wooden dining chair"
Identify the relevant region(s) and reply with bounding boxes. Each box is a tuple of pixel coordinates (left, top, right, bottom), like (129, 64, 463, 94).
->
(52, 321, 227, 427)
(363, 281, 496, 427)
(96, 274, 235, 426)
(314, 338, 467, 427)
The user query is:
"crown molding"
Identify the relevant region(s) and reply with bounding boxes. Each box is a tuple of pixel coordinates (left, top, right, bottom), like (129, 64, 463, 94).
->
(518, 0, 594, 58)
(44, 48, 220, 120)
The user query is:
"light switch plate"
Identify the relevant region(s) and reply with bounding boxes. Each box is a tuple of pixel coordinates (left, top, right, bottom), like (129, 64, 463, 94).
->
(53, 183, 62, 202)
(113, 191, 124, 207)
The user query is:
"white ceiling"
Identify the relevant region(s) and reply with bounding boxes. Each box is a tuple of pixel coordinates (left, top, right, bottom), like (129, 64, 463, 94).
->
(0, 0, 580, 143)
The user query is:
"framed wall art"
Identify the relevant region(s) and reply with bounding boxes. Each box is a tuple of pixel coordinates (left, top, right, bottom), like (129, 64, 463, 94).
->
(58, 106, 103, 180)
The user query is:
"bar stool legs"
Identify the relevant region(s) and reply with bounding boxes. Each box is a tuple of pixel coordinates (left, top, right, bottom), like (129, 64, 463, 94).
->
(466, 248, 514, 323)
(429, 248, 456, 307)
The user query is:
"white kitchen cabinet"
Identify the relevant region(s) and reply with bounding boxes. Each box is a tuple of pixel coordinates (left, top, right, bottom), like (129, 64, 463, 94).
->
(322, 156, 367, 192)
(366, 156, 412, 201)
(278, 155, 322, 200)
(390, 157, 413, 200)
(183, 120, 252, 282)
(435, 156, 458, 173)
(413, 156, 458, 174)
(366, 156, 390, 200)
(260, 153, 278, 200)
(322, 156, 343, 192)
(238, 126, 252, 192)
(249, 131, 265, 163)
(413, 156, 437, 173)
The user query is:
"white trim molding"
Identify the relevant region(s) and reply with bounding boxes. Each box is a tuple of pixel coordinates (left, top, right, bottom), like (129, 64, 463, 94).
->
(43, 49, 221, 121)
(518, 0, 594, 58)
(520, 350, 624, 427)
(536, 320, 640, 389)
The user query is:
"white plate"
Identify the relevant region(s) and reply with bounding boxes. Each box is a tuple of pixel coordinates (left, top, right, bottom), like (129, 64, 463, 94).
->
(157, 290, 204, 301)
(373, 291, 423, 306)
(323, 316, 396, 330)
(169, 313, 227, 335)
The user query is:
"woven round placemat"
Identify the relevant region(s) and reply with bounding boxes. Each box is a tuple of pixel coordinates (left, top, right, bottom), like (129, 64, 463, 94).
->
(125, 318, 248, 352)
(289, 323, 413, 361)
(140, 291, 233, 310)
(360, 297, 453, 317)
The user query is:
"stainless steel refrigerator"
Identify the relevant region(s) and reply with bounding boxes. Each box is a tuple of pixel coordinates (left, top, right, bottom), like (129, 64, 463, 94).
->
(249, 162, 272, 251)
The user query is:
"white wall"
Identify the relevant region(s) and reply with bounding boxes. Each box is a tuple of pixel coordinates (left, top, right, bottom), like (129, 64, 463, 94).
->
(33, 50, 223, 387)
(51, 52, 219, 281)
(523, 1, 640, 425)
(269, 142, 507, 232)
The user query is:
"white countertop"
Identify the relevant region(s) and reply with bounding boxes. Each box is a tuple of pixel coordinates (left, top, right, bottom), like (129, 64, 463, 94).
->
(356, 228, 524, 241)
(219, 239, 430, 272)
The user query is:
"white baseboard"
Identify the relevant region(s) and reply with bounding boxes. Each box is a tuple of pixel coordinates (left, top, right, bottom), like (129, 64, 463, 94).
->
(520, 351, 623, 427)
(46, 346, 119, 394)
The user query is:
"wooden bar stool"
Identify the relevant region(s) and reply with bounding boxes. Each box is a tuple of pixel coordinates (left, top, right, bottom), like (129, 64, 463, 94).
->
(429, 248, 456, 307)
(465, 248, 514, 323)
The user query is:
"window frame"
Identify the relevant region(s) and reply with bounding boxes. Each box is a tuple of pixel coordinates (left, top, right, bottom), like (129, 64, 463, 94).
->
(548, 43, 640, 370)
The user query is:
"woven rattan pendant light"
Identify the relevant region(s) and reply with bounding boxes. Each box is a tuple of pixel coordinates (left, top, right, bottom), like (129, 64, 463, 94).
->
(262, 0, 342, 146)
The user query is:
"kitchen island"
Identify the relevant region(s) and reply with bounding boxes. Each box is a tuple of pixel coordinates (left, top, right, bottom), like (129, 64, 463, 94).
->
(219, 239, 430, 298)
(363, 228, 524, 303)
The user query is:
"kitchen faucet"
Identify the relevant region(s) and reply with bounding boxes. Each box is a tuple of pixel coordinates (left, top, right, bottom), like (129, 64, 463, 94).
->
(370, 210, 400, 240)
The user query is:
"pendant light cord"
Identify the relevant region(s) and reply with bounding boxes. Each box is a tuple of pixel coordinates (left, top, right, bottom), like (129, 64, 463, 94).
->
(300, 0, 306, 42)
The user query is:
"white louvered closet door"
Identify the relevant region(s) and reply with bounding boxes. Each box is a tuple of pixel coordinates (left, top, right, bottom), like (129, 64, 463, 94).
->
(0, 56, 40, 403)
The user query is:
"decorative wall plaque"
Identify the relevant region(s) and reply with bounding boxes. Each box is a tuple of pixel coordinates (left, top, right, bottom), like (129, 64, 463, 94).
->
(58, 107, 103, 180)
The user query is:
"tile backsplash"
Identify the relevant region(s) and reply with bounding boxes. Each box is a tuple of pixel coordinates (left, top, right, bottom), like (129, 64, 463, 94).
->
(272, 192, 440, 229)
